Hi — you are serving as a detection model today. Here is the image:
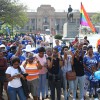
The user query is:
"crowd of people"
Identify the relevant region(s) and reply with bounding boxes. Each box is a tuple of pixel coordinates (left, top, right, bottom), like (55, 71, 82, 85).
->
(0, 33, 100, 100)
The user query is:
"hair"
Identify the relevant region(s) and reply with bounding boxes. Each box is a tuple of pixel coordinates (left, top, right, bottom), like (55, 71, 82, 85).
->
(87, 45, 93, 51)
(62, 46, 69, 51)
(27, 52, 33, 59)
(38, 47, 45, 53)
(53, 48, 58, 52)
(11, 56, 20, 65)
(46, 47, 52, 51)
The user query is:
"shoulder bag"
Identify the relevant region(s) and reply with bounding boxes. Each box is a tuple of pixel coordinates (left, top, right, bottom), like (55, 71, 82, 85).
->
(66, 57, 76, 80)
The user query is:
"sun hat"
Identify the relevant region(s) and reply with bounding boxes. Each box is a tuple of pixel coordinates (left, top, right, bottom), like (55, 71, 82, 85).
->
(0, 44, 6, 48)
(22, 45, 35, 52)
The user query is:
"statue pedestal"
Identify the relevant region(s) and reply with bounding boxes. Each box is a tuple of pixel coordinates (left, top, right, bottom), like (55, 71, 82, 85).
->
(63, 22, 79, 38)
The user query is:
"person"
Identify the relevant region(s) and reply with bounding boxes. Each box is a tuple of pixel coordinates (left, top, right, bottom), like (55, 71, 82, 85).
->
(54, 40, 62, 53)
(22, 45, 35, 59)
(68, 5, 73, 13)
(83, 45, 98, 98)
(36, 33, 43, 49)
(0, 50, 8, 100)
(49, 35, 53, 48)
(67, 5, 73, 22)
(36, 47, 47, 100)
(73, 50, 84, 100)
(94, 45, 100, 69)
(21, 53, 41, 100)
(12, 44, 25, 64)
(47, 48, 63, 100)
(45, 47, 52, 98)
(84, 36, 90, 45)
(6, 57, 26, 100)
(61, 46, 74, 100)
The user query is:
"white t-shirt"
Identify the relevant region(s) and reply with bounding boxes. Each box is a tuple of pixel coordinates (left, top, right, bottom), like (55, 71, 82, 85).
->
(6, 66, 25, 88)
(49, 36, 53, 43)
(62, 55, 72, 74)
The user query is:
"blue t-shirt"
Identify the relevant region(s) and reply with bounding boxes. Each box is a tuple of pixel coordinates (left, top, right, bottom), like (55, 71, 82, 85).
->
(70, 47, 76, 54)
(94, 52, 100, 62)
(83, 55, 98, 76)
(36, 36, 42, 44)
(22, 40, 29, 45)
(54, 45, 62, 52)
(19, 55, 25, 64)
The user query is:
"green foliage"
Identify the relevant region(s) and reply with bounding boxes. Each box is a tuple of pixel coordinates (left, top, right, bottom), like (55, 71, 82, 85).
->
(0, 0, 28, 27)
(54, 34, 63, 40)
(91, 13, 100, 24)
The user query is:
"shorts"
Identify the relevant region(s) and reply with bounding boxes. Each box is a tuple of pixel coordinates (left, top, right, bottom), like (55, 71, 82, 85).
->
(27, 78, 39, 97)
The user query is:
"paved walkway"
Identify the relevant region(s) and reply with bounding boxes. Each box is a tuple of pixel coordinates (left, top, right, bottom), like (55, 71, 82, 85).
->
(3, 90, 99, 100)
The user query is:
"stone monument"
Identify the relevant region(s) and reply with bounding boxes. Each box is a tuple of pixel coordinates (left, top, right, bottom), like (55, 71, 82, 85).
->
(63, 5, 79, 38)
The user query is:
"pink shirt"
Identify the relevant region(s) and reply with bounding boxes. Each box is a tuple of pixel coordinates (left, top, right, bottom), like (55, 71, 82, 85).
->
(36, 54, 47, 74)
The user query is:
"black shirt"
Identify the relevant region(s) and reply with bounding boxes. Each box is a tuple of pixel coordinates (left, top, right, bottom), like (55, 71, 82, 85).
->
(68, 7, 73, 13)
(73, 56, 84, 76)
(48, 57, 60, 75)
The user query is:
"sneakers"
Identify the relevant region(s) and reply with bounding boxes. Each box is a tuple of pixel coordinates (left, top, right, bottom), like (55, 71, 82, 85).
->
(73, 99, 76, 100)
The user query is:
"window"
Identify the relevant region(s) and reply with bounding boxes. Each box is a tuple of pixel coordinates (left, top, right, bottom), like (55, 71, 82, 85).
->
(26, 26, 29, 30)
(33, 26, 35, 30)
(55, 18, 60, 25)
(43, 17, 48, 23)
(31, 19, 35, 23)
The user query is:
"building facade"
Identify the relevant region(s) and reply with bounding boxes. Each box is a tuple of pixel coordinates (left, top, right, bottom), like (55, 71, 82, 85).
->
(20, 5, 95, 35)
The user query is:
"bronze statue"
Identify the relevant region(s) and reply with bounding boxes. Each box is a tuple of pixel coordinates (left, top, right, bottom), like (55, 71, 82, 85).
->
(67, 5, 73, 22)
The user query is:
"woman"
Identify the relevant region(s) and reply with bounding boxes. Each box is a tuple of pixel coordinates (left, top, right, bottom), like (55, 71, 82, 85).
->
(36, 47, 47, 100)
(62, 46, 74, 100)
(47, 48, 63, 100)
(6, 57, 26, 100)
(73, 49, 84, 100)
(83, 45, 98, 98)
(0, 50, 8, 100)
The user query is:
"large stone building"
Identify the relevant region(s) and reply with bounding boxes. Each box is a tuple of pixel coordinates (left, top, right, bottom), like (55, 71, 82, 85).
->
(20, 5, 95, 35)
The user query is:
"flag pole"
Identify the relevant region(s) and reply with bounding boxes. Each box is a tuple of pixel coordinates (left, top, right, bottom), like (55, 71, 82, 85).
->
(79, 2, 82, 43)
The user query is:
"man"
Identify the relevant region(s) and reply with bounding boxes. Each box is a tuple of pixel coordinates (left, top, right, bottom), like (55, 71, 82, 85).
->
(84, 36, 90, 45)
(0, 50, 8, 100)
(21, 53, 41, 100)
(54, 40, 62, 53)
(67, 5, 73, 22)
(36, 33, 43, 49)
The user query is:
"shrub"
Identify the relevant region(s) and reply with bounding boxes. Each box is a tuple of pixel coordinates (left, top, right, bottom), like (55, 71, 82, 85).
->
(54, 34, 63, 40)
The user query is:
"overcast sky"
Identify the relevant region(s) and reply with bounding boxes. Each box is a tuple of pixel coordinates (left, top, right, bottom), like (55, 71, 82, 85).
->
(19, 0, 100, 12)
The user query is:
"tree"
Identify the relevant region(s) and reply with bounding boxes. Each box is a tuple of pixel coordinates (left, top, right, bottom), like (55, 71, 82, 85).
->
(0, 0, 28, 35)
(91, 13, 100, 25)
(82, 27, 88, 34)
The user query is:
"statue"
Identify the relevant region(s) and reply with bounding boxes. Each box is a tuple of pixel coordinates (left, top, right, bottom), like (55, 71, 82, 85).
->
(67, 5, 73, 22)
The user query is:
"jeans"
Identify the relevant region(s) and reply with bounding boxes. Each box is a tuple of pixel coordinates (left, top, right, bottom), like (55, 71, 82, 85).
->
(84, 75, 90, 96)
(63, 74, 74, 100)
(38, 74, 46, 98)
(73, 76, 84, 99)
(49, 80, 61, 100)
(45, 79, 48, 96)
(7, 86, 26, 100)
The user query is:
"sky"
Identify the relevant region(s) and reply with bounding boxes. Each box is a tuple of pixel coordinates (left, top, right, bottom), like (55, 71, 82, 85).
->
(19, 0, 100, 12)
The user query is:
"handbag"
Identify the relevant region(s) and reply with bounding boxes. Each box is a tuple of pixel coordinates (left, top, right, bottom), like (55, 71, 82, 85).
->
(18, 67, 29, 97)
(65, 57, 76, 80)
(66, 71, 76, 80)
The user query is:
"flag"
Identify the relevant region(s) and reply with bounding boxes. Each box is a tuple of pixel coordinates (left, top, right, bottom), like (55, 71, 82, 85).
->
(80, 2, 96, 33)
